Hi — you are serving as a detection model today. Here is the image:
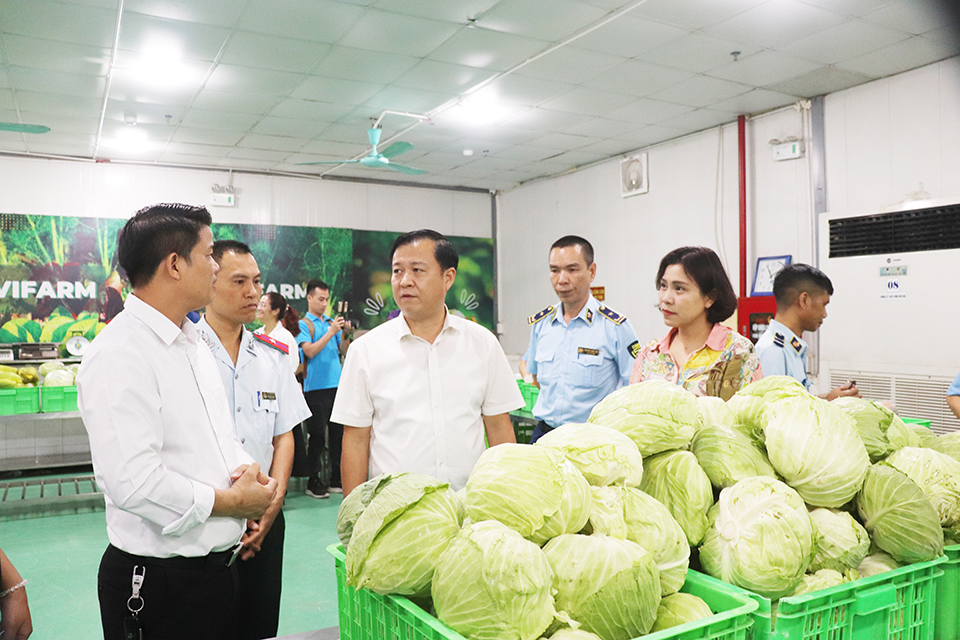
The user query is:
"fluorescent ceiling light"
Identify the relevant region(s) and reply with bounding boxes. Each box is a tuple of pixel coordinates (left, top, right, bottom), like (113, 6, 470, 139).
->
(445, 93, 523, 126)
(114, 39, 203, 89)
(102, 127, 150, 154)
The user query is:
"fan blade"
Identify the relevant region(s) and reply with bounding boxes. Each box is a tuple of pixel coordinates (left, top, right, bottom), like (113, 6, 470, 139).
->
(384, 163, 427, 175)
(367, 128, 382, 149)
(295, 159, 361, 166)
(379, 141, 413, 159)
(0, 123, 50, 134)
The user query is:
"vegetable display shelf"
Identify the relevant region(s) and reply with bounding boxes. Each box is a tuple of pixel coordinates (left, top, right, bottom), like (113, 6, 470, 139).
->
(329, 543, 757, 640)
(936, 544, 960, 640)
(692, 555, 946, 640)
(0, 387, 39, 415)
(40, 385, 78, 413)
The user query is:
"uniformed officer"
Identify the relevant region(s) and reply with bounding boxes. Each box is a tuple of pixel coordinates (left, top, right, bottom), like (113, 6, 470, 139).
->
(525, 235, 639, 443)
(198, 240, 310, 640)
(755, 263, 859, 401)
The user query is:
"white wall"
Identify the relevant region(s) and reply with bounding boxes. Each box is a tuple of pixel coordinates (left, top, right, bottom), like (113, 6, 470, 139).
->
(498, 106, 814, 357)
(0, 157, 492, 238)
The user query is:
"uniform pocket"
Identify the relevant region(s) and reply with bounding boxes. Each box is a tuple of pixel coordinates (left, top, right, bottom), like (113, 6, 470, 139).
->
(574, 352, 603, 386)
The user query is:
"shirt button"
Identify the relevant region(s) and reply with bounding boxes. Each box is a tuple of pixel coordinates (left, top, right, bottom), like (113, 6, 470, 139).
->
(237, 407, 241, 413)
(240, 438, 245, 444)
(235, 374, 239, 380)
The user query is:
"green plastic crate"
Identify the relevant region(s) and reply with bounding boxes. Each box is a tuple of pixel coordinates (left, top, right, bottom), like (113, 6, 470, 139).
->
(513, 420, 534, 444)
(0, 386, 40, 415)
(329, 544, 756, 640)
(936, 545, 960, 640)
(694, 556, 946, 640)
(901, 417, 932, 429)
(40, 385, 78, 412)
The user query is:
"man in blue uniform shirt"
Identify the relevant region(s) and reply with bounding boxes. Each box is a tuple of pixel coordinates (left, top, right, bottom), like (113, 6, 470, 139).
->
(755, 263, 860, 401)
(198, 240, 311, 640)
(525, 235, 639, 443)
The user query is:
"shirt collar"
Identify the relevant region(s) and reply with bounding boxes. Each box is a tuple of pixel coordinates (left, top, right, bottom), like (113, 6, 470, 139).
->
(396, 306, 454, 340)
(196, 315, 255, 359)
(769, 319, 807, 350)
(124, 293, 192, 346)
(554, 295, 598, 325)
(306, 311, 329, 322)
(655, 323, 731, 353)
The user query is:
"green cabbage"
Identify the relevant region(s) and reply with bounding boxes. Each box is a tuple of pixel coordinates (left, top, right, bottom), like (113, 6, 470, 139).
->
(346, 473, 463, 596)
(650, 593, 713, 632)
(584, 486, 689, 596)
(691, 423, 777, 489)
(542, 631, 603, 640)
(807, 508, 870, 573)
(931, 432, 960, 463)
(856, 464, 944, 563)
(588, 380, 698, 456)
(790, 569, 849, 596)
(907, 424, 938, 447)
(43, 368, 74, 386)
(831, 397, 901, 462)
(38, 360, 64, 377)
(536, 423, 644, 487)
(465, 443, 591, 545)
(336, 472, 402, 550)
(887, 416, 923, 450)
(764, 396, 869, 507)
(542, 534, 661, 640)
(640, 450, 714, 546)
(885, 447, 960, 529)
(726, 375, 808, 442)
(699, 476, 816, 599)
(856, 551, 901, 577)
(433, 521, 556, 640)
(696, 396, 738, 431)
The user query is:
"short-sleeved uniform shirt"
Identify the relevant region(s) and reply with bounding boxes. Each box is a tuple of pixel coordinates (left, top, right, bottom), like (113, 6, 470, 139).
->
(297, 312, 342, 392)
(755, 319, 810, 390)
(198, 318, 311, 471)
(948, 371, 960, 397)
(526, 295, 639, 426)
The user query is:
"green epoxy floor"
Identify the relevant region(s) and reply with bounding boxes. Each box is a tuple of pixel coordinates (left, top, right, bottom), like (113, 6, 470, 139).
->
(0, 482, 343, 639)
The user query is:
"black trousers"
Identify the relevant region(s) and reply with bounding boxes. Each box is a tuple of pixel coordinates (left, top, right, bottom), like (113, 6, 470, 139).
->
(237, 510, 285, 640)
(529, 420, 554, 444)
(304, 387, 341, 486)
(97, 544, 239, 640)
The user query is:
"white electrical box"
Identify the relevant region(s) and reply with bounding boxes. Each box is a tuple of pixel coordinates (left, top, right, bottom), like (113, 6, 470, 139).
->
(210, 193, 235, 207)
(773, 141, 803, 161)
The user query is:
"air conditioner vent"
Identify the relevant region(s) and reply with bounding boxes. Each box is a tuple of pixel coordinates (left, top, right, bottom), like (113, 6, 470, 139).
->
(828, 203, 960, 258)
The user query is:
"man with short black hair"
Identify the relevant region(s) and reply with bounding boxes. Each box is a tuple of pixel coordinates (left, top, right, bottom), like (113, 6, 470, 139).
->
(78, 203, 278, 640)
(524, 235, 639, 443)
(335, 229, 523, 496)
(297, 278, 351, 498)
(198, 240, 310, 640)
(755, 263, 860, 400)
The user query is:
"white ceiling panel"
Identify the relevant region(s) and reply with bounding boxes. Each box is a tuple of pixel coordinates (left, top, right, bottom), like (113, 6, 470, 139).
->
(586, 60, 694, 98)
(118, 12, 230, 61)
(179, 108, 259, 132)
(172, 127, 245, 146)
(162, 141, 233, 157)
(705, 0, 847, 49)
(605, 98, 695, 125)
(236, 133, 305, 152)
(393, 60, 495, 94)
(191, 89, 279, 115)
(477, 0, 606, 41)
(709, 87, 803, 113)
(427, 27, 549, 71)
(236, 0, 365, 43)
(124, 0, 245, 28)
(539, 87, 638, 117)
(219, 32, 330, 74)
(105, 100, 186, 126)
(523, 131, 597, 151)
(707, 50, 823, 87)
(659, 108, 738, 133)
(204, 64, 304, 95)
(363, 86, 456, 114)
(339, 10, 463, 58)
(797, 0, 897, 18)
(297, 138, 369, 157)
(476, 74, 576, 107)
(372, 0, 500, 23)
(502, 107, 591, 131)
(861, 0, 947, 35)
(23, 141, 96, 156)
(837, 33, 960, 78)
(781, 19, 909, 65)
(564, 117, 644, 139)
(309, 46, 420, 84)
(573, 14, 689, 59)
(0, 91, 14, 109)
(638, 33, 761, 74)
(7, 67, 106, 98)
(224, 147, 292, 162)
(291, 76, 384, 105)
(767, 67, 874, 97)
(14, 91, 103, 117)
(268, 99, 354, 122)
(514, 47, 626, 85)
(0, 0, 117, 47)
(2, 35, 111, 76)
(649, 76, 752, 108)
(631, 0, 767, 30)
(617, 123, 688, 147)
(577, 138, 644, 157)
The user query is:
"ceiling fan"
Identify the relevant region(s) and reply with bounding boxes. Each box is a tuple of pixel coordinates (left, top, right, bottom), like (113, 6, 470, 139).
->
(0, 123, 50, 134)
(297, 128, 426, 175)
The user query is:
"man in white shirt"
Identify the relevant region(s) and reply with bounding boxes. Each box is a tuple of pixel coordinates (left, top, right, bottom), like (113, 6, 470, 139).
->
(334, 229, 524, 496)
(197, 239, 311, 640)
(78, 203, 278, 640)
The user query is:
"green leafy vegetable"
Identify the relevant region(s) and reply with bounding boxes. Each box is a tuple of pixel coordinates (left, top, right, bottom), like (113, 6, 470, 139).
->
(807, 508, 870, 573)
(691, 423, 777, 489)
(588, 380, 698, 456)
(650, 592, 713, 632)
(640, 450, 714, 546)
(885, 446, 960, 529)
(336, 472, 402, 550)
(536, 423, 644, 487)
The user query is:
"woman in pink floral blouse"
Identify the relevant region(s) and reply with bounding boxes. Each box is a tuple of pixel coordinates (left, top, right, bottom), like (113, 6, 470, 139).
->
(630, 246, 763, 400)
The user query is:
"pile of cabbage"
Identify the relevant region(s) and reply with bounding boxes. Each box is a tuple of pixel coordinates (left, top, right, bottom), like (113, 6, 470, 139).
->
(335, 378, 960, 640)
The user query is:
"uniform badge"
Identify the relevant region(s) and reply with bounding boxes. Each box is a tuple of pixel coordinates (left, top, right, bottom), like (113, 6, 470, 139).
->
(253, 332, 289, 354)
(585, 308, 593, 324)
(597, 305, 626, 325)
(260, 391, 277, 400)
(772, 332, 785, 348)
(628, 340, 640, 359)
(577, 347, 600, 356)
(790, 337, 803, 353)
(528, 305, 555, 325)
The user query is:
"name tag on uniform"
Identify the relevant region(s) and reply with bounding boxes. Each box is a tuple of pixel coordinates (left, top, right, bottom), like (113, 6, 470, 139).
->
(577, 347, 600, 356)
(261, 391, 277, 400)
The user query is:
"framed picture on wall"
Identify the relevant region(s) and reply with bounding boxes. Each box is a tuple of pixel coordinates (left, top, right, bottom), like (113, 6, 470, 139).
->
(751, 255, 792, 296)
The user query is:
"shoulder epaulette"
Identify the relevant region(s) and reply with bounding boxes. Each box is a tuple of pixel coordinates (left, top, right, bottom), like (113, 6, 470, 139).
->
(772, 332, 785, 348)
(597, 305, 626, 325)
(253, 332, 289, 355)
(528, 305, 555, 325)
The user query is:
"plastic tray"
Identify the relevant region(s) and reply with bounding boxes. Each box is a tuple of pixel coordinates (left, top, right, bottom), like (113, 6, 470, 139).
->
(936, 544, 960, 640)
(0, 386, 40, 415)
(901, 417, 932, 429)
(694, 555, 946, 640)
(40, 385, 78, 412)
(329, 544, 756, 640)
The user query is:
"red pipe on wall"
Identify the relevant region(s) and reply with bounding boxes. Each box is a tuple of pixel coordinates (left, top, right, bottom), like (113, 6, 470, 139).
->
(738, 115, 747, 298)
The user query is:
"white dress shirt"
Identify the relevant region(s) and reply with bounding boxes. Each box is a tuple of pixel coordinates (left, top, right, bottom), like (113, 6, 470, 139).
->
(198, 317, 310, 471)
(78, 294, 254, 558)
(331, 310, 524, 491)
